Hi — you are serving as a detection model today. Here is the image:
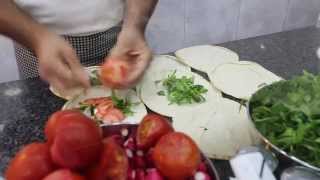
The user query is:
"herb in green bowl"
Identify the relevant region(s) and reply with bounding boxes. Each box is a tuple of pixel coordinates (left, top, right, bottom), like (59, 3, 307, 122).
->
(250, 71, 320, 168)
(157, 71, 208, 105)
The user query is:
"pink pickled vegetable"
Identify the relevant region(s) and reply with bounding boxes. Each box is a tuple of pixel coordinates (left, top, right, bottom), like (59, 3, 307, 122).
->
(194, 171, 211, 180)
(145, 168, 164, 180)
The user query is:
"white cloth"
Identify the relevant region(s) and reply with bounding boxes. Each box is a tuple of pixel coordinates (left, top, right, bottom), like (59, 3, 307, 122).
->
(14, 0, 125, 35)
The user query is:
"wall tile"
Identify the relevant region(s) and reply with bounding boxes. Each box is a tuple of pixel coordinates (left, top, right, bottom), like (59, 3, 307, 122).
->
(146, 0, 185, 54)
(284, 0, 320, 30)
(0, 36, 19, 83)
(237, 0, 289, 39)
(185, 0, 240, 46)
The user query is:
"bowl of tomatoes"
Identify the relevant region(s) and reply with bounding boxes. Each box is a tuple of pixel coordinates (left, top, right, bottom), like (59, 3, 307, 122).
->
(5, 110, 220, 180)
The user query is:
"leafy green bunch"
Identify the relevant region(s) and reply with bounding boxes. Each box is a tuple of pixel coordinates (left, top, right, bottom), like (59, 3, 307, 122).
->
(111, 91, 136, 116)
(250, 71, 320, 167)
(157, 71, 208, 105)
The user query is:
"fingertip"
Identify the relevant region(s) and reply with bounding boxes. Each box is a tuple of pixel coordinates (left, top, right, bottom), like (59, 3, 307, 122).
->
(73, 68, 90, 88)
(81, 74, 91, 88)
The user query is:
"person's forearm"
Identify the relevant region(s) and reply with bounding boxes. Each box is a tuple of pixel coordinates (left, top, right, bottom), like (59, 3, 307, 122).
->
(123, 0, 158, 33)
(0, 0, 49, 52)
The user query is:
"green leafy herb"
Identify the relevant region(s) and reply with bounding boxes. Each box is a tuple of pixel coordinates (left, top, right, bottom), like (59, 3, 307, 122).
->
(111, 90, 136, 116)
(250, 71, 320, 167)
(159, 71, 208, 105)
(157, 90, 165, 96)
(79, 103, 95, 116)
(89, 70, 102, 86)
(154, 80, 162, 85)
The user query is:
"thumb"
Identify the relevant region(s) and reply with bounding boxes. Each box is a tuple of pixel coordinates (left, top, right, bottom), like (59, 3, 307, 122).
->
(62, 49, 90, 88)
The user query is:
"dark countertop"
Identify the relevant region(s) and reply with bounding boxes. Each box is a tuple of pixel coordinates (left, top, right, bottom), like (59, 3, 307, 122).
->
(1, 26, 320, 179)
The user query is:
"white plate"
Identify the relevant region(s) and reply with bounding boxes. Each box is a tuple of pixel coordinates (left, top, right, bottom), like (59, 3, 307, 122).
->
(62, 86, 147, 125)
(49, 66, 101, 100)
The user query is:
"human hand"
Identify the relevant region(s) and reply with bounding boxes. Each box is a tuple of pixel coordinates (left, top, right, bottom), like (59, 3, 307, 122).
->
(35, 32, 90, 95)
(105, 27, 152, 88)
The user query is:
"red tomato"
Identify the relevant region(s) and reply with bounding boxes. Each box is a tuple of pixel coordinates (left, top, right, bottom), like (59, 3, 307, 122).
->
(5, 143, 55, 180)
(50, 112, 103, 170)
(45, 110, 91, 145)
(100, 57, 130, 89)
(83, 97, 112, 106)
(95, 101, 115, 119)
(87, 137, 128, 180)
(101, 108, 125, 124)
(136, 113, 173, 150)
(152, 132, 201, 179)
(43, 169, 85, 180)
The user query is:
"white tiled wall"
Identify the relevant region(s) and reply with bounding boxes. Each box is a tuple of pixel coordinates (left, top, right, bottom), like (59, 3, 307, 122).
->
(236, 0, 288, 39)
(146, 0, 185, 53)
(0, 36, 19, 82)
(184, 0, 240, 46)
(284, 0, 320, 30)
(1, 0, 320, 83)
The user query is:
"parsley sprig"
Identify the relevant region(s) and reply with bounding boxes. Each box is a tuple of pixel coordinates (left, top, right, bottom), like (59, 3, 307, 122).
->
(89, 70, 102, 86)
(157, 71, 208, 105)
(111, 91, 137, 116)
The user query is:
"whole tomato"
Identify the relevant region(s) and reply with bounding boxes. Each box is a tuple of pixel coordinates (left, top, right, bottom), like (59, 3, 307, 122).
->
(45, 110, 91, 145)
(100, 57, 130, 89)
(152, 132, 201, 179)
(5, 143, 55, 180)
(43, 169, 85, 180)
(50, 111, 103, 170)
(87, 137, 128, 180)
(136, 113, 173, 150)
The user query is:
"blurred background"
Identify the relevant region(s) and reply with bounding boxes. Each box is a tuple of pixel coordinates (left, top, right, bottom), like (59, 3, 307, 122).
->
(1, 0, 320, 83)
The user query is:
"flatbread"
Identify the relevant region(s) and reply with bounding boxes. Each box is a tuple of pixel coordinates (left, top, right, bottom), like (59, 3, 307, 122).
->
(199, 98, 259, 160)
(63, 86, 147, 125)
(209, 61, 282, 100)
(136, 55, 191, 95)
(50, 66, 101, 100)
(146, 55, 191, 75)
(140, 69, 221, 117)
(235, 61, 283, 83)
(172, 110, 216, 146)
(175, 45, 239, 73)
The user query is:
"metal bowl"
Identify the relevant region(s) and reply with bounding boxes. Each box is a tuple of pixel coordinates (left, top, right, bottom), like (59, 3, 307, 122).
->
(247, 97, 320, 173)
(100, 124, 221, 180)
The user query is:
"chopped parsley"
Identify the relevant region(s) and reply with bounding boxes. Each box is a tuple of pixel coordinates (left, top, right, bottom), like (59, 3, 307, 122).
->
(157, 90, 165, 96)
(89, 70, 102, 86)
(111, 91, 137, 116)
(158, 71, 208, 105)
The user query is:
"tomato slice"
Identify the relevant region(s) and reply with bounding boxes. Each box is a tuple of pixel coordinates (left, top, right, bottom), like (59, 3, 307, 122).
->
(83, 97, 112, 106)
(100, 58, 130, 89)
(101, 108, 125, 124)
(96, 101, 115, 119)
